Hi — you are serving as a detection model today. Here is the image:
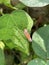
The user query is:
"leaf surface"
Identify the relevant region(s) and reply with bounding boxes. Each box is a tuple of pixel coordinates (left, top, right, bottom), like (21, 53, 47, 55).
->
(32, 25, 49, 59)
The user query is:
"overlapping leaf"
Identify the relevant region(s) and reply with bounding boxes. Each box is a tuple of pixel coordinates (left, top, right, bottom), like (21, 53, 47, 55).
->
(0, 0, 13, 8)
(27, 58, 46, 65)
(16, 2, 25, 9)
(19, 0, 49, 7)
(5, 28, 29, 55)
(0, 10, 33, 55)
(11, 10, 33, 32)
(32, 25, 49, 59)
(0, 41, 5, 65)
(0, 10, 33, 40)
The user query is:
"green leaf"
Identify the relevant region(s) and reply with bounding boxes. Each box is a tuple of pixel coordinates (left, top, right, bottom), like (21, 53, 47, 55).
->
(12, 10, 33, 32)
(4, 39, 15, 49)
(0, 14, 14, 40)
(19, 0, 49, 7)
(3, 0, 10, 5)
(27, 58, 46, 65)
(0, 0, 3, 3)
(3, 0, 15, 8)
(5, 28, 29, 55)
(0, 41, 5, 65)
(12, 28, 30, 55)
(0, 10, 33, 41)
(20, 52, 30, 63)
(47, 60, 49, 65)
(0, 28, 13, 40)
(0, 49, 5, 65)
(0, 14, 14, 29)
(32, 25, 49, 59)
(16, 2, 25, 9)
(0, 0, 10, 4)
(0, 0, 13, 8)
(0, 10, 33, 31)
(0, 41, 5, 49)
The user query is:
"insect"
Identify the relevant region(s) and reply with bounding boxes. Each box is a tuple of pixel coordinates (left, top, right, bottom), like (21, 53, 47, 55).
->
(24, 29, 32, 42)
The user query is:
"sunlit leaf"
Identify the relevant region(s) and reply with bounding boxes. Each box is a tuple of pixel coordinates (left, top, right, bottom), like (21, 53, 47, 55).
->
(19, 0, 49, 7)
(0, 41, 5, 65)
(12, 10, 33, 32)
